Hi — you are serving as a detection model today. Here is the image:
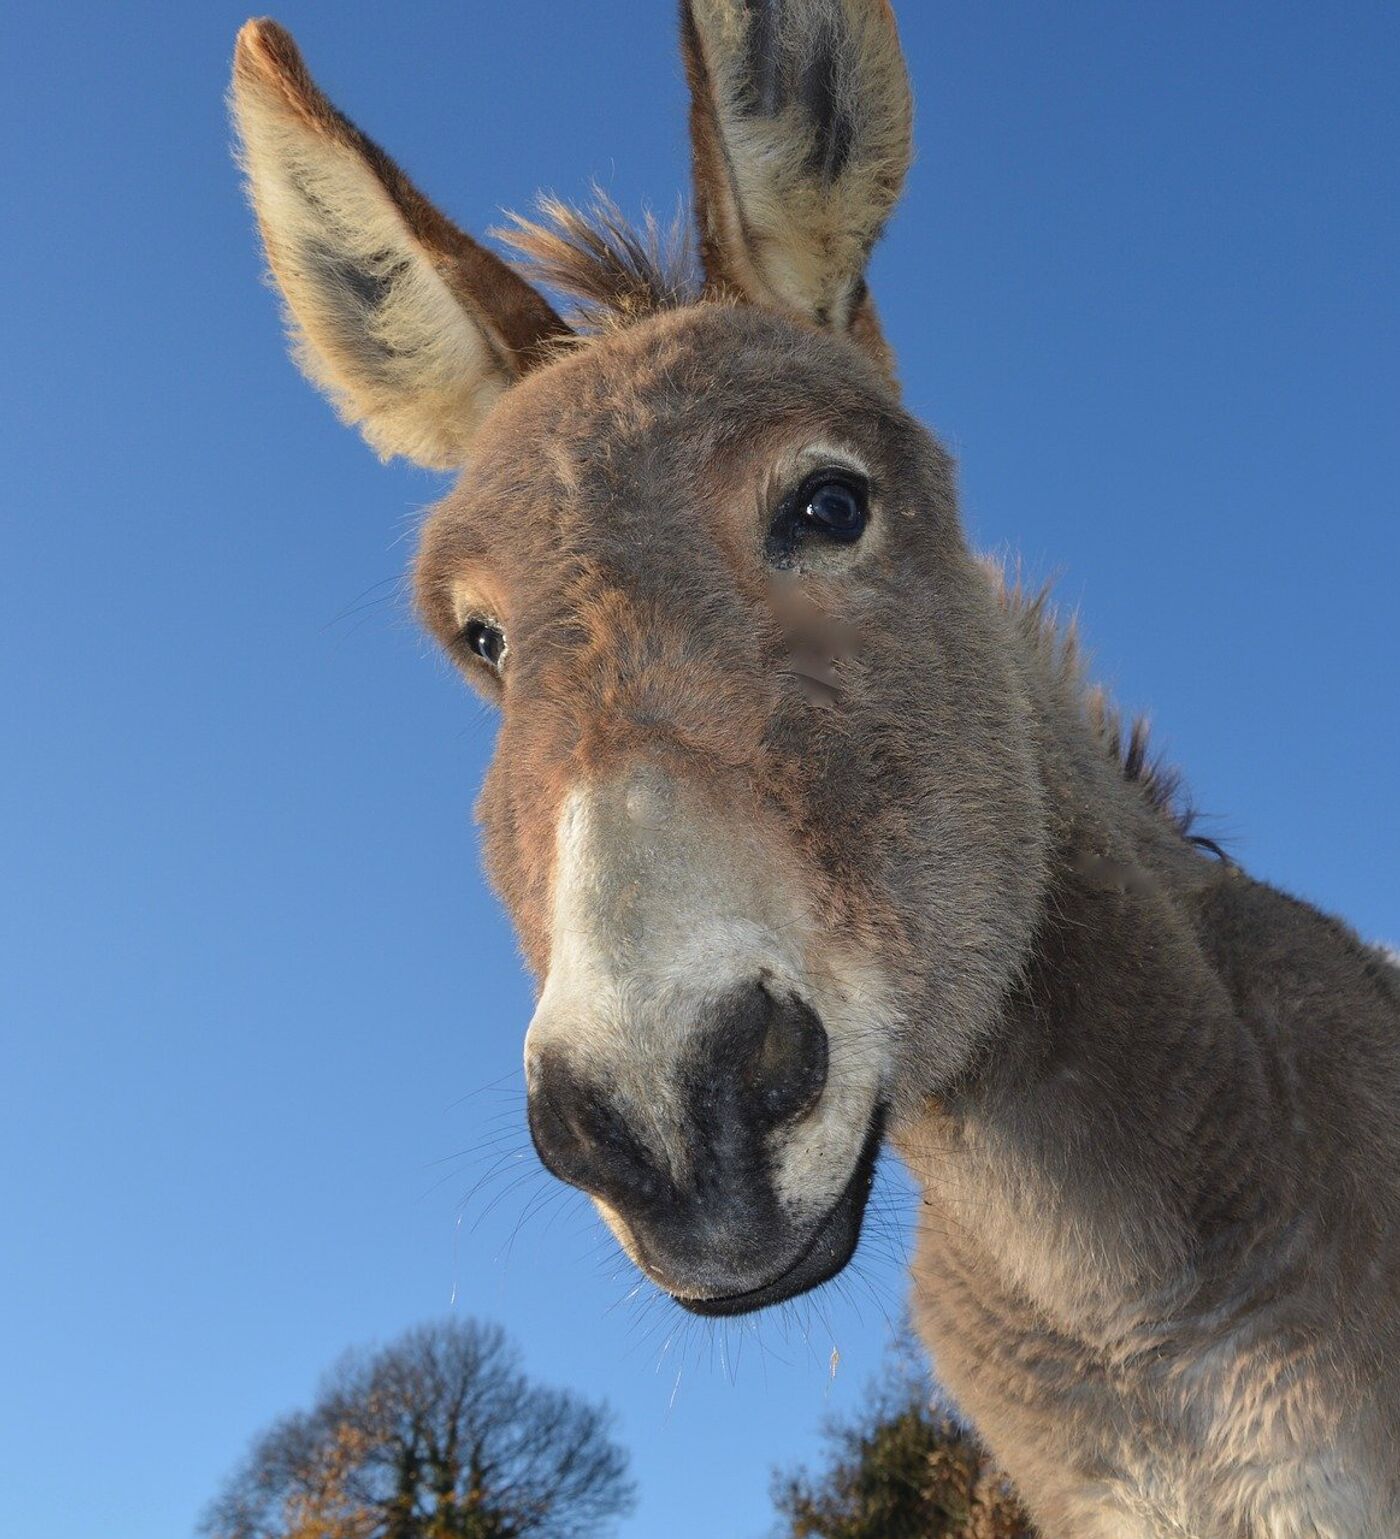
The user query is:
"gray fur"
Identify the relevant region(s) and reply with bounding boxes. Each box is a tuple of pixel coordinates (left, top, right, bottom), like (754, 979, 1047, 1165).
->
(903, 631, 1400, 1535)
(233, 7, 1400, 1532)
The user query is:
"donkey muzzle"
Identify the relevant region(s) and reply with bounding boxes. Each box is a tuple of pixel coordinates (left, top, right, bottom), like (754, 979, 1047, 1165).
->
(520, 770, 888, 1310)
(526, 981, 879, 1311)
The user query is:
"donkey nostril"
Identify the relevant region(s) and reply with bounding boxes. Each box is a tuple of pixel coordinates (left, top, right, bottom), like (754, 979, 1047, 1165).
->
(738, 985, 829, 1128)
(527, 1049, 668, 1210)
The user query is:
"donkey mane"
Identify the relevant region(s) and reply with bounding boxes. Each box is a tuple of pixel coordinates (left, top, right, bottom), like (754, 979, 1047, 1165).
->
(987, 563, 1212, 849)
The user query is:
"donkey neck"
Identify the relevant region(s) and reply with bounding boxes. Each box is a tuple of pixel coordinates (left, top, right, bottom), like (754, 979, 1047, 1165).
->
(898, 635, 1297, 1348)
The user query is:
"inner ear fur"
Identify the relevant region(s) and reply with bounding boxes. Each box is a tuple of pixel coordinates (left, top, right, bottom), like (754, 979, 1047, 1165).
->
(230, 18, 569, 469)
(681, 0, 912, 379)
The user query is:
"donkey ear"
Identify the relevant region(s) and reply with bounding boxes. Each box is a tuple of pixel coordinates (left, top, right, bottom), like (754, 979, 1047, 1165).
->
(680, 0, 912, 376)
(230, 19, 569, 469)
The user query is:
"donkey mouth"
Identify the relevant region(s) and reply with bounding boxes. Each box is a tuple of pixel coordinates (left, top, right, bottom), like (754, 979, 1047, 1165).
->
(672, 1104, 886, 1317)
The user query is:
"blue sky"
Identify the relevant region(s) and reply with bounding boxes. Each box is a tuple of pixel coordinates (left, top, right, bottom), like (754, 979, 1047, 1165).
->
(4, 3, 1397, 1536)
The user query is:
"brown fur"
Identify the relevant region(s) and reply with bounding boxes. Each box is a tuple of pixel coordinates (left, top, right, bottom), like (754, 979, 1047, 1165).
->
(232, 8, 1400, 1535)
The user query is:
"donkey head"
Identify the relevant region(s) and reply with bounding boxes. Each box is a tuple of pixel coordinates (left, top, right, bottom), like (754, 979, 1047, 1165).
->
(232, 3, 1050, 1314)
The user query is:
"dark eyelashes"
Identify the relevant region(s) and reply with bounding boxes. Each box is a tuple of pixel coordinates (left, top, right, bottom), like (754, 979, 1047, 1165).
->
(779, 467, 869, 517)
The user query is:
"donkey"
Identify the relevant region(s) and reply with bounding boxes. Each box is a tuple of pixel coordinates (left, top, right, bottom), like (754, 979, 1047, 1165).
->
(231, 6, 1400, 1534)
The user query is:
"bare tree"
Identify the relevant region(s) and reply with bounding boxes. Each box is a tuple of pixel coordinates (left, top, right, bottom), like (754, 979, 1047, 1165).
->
(200, 1319, 634, 1539)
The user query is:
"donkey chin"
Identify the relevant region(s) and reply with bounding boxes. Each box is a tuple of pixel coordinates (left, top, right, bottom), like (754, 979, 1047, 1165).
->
(603, 1101, 888, 1319)
(521, 775, 895, 1315)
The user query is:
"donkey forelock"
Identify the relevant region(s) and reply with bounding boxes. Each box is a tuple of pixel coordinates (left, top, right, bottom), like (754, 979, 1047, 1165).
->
(497, 195, 702, 335)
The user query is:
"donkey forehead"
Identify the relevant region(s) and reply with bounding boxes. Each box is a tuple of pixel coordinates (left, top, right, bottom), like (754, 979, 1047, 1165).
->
(422, 307, 906, 563)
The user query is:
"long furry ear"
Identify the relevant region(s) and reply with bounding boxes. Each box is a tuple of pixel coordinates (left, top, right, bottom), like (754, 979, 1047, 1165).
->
(681, 0, 912, 380)
(230, 19, 569, 469)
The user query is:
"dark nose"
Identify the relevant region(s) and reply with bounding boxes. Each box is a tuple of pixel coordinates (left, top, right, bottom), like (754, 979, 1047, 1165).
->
(526, 983, 829, 1210)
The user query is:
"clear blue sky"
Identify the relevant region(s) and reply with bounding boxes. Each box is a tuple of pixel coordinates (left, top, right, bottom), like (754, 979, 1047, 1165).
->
(4, 4, 1398, 1536)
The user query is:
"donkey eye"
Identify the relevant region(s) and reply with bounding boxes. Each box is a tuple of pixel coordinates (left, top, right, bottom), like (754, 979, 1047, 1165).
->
(802, 477, 868, 542)
(462, 619, 506, 669)
(766, 469, 871, 566)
